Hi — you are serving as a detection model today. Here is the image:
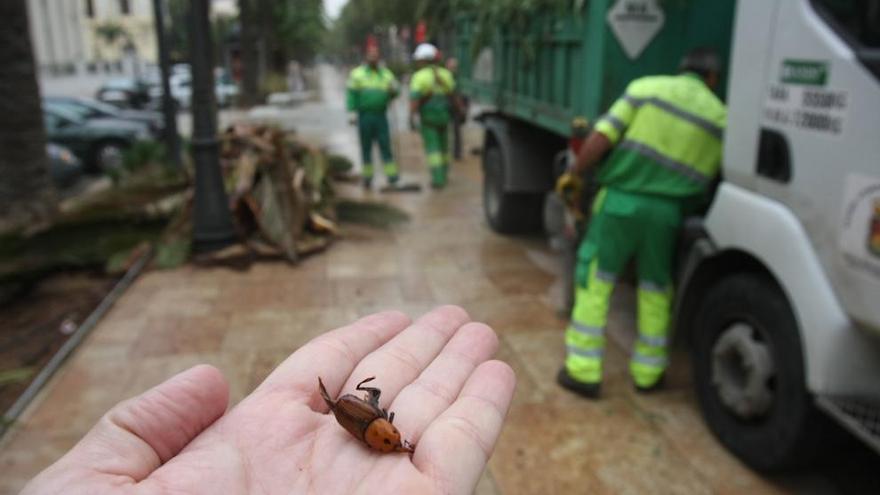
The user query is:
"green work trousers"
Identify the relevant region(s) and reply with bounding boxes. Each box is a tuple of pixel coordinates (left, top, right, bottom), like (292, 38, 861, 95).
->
(358, 111, 398, 182)
(564, 187, 683, 388)
(420, 123, 450, 187)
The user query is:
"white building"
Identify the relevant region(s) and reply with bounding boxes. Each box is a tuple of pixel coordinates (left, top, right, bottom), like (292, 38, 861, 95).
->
(27, 0, 89, 75)
(27, 0, 157, 76)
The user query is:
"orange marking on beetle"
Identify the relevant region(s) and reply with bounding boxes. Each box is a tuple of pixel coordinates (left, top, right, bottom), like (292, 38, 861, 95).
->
(318, 376, 416, 454)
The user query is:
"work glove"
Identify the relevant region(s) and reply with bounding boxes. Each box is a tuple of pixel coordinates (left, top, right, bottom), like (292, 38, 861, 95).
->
(555, 171, 582, 201)
(556, 171, 584, 221)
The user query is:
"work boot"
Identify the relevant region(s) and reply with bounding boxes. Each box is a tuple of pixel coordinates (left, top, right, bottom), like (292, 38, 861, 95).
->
(362, 177, 373, 190)
(634, 373, 665, 394)
(557, 367, 600, 399)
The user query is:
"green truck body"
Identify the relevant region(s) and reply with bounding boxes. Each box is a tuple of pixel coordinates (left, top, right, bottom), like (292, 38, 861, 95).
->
(454, 0, 737, 137)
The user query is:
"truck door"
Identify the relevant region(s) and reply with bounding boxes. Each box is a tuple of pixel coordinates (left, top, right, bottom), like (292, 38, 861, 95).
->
(759, 0, 880, 333)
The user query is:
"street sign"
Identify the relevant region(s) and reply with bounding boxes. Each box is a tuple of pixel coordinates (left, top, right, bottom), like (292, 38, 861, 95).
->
(607, 0, 665, 60)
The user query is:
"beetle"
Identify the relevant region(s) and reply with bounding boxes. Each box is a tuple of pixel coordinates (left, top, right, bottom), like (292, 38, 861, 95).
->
(318, 376, 416, 454)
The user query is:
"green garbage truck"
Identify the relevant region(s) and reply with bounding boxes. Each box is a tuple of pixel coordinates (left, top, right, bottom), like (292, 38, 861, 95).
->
(455, 0, 880, 471)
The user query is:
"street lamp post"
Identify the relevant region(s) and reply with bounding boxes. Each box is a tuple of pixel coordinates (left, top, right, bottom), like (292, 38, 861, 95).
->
(151, 0, 180, 167)
(188, 0, 237, 253)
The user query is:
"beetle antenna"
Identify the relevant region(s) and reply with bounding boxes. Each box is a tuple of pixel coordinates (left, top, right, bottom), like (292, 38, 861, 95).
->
(356, 376, 376, 389)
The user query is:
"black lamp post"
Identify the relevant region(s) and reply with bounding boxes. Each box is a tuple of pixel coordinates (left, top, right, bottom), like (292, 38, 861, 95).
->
(188, 0, 237, 253)
(151, 0, 180, 167)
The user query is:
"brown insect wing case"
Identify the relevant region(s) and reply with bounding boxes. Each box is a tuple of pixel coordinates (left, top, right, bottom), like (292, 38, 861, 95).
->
(334, 395, 382, 441)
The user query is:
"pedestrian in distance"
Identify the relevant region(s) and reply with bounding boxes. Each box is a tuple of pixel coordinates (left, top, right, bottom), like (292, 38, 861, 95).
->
(409, 43, 456, 189)
(347, 44, 400, 190)
(556, 48, 727, 398)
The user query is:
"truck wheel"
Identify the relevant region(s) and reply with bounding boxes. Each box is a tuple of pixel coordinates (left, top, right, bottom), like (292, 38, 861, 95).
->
(692, 273, 825, 471)
(482, 143, 543, 234)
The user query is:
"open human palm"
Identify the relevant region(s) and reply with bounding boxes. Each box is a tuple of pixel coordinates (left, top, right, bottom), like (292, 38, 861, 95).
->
(24, 306, 516, 494)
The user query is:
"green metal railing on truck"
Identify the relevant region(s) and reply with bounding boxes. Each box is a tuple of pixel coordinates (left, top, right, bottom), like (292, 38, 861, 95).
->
(454, 0, 737, 138)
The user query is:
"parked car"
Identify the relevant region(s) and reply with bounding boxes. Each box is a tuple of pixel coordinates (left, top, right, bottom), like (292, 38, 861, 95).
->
(169, 72, 192, 109)
(45, 96, 163, 137)
(215, 68, 239, 108)
(43, 103, 151, 173)
(46, 143, 83, 189)
(96, 78, 152, 109)
(172, 63, 191, 77)
(169, 69, 239, 109)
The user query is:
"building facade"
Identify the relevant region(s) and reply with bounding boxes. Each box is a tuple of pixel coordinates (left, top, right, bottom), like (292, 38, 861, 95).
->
(27, 0, 157, 75)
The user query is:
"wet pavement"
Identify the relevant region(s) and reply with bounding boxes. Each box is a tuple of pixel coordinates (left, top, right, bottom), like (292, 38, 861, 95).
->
(1, 65, 876, 494)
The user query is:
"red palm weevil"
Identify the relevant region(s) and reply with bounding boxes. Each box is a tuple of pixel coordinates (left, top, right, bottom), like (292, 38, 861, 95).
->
(318, 376, 416, 454)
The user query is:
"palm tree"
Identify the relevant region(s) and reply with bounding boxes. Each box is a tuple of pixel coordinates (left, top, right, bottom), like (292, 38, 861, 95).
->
(0, 0, 56, 232)
(238, 0, 261, 106)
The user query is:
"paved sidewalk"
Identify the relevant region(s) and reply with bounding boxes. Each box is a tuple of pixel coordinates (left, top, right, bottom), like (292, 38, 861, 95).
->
(0, 132, 788, 494)
(1, 65, 845, 494)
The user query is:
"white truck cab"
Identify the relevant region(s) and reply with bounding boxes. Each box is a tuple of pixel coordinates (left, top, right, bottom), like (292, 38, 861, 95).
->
(677, 0, 880, 470)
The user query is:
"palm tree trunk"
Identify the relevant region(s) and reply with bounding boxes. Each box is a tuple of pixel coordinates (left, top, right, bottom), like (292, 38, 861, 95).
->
(238, 0, 260, 106)
(0, 0, 56, 232)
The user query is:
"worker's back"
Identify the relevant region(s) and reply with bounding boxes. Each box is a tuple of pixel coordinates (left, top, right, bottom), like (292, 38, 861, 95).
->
(410, 65, 455, 125)
(595, 73, 727, 199)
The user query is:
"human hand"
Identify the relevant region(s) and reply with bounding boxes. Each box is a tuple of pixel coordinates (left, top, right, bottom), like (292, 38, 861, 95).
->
(348, 112, 358, 126)
(23, 306, 515, 495)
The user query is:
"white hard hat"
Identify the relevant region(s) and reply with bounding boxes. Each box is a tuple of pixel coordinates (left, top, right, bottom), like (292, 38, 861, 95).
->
(413, 43, 438, 61)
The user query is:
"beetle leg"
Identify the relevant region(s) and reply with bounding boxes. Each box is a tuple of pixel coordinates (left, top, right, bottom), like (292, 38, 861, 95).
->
(388, 411, 395, 424)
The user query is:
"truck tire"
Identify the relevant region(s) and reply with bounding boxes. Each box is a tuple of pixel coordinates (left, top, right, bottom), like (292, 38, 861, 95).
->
(692, 273, 826, 471)
(482, 142, 543, 234)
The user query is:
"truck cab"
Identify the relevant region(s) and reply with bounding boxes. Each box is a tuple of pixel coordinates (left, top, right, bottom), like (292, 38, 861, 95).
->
(675, 0, 880, 469)
(457, 0, 880, 470)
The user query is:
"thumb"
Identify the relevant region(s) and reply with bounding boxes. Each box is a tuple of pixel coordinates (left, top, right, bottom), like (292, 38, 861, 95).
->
(66, 364, 228, 481)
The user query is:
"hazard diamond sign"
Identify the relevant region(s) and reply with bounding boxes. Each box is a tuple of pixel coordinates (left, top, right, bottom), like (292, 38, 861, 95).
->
(607, 0, 665, 60)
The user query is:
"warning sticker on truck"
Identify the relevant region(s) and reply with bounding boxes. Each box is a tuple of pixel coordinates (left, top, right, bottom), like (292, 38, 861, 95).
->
(607, 0, 665, 60)
(840, 174, 880, 281)
(763, 83, 849, 137)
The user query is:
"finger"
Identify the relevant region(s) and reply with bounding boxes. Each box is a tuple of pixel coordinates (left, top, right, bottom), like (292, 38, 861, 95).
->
(414, 360, 516, 494)
(64, 365, 228, 482)
(388, 322, 498, 442)
(340, 305, 471, 407)
(257, 310, 411, 405)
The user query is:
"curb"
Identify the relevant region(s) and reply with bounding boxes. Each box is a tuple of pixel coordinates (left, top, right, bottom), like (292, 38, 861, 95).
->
(0, 249, 153, 438)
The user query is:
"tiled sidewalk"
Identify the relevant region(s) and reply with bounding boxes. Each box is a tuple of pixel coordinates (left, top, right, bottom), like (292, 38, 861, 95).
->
(0, 141, 784, 494)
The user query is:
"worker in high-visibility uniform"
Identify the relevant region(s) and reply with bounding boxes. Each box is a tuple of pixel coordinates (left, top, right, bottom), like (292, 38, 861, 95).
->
(556, 48, 727, 398)
(409, 43, 455, 189)
(347, 45, 400, 189)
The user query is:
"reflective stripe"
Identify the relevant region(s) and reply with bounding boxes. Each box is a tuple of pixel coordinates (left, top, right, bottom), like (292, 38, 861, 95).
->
(639, 281, 666, 293)
(624, 94, 645, 107)
(567, 346, 604, 359)
(632, 352, 668, 367)
(638, 335, 668, 347)
(621, 95, 722, 139)
(601, 114, 626, 133)
(595, 270, 617, 283)
(570, 321, 604, 337)
(618, 140, 710, 186)
(427, 153, 444, 167)
(647, 97, 723, 139)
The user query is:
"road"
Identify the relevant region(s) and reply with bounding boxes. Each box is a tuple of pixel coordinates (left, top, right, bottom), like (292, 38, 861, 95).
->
(1, 65, 876, 494)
